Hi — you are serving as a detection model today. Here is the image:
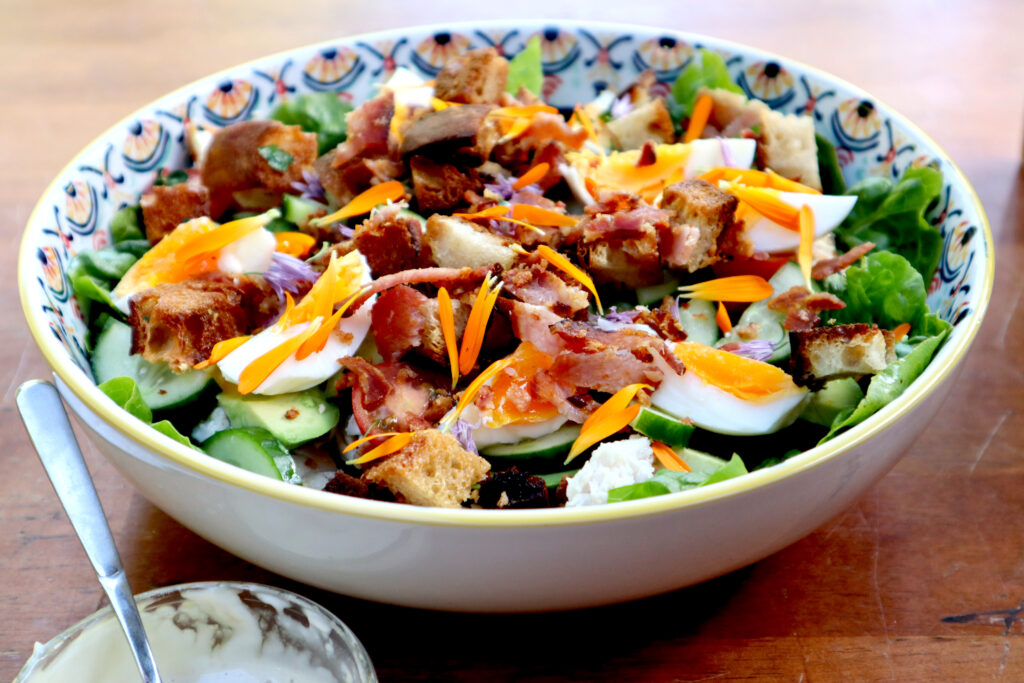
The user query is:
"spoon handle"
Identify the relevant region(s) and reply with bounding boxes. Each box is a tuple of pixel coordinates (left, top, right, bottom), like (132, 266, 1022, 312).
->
(17, 380, 163, 683)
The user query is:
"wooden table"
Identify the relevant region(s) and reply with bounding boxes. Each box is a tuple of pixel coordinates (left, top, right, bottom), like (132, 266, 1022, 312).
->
(2, 2, 1022, 680)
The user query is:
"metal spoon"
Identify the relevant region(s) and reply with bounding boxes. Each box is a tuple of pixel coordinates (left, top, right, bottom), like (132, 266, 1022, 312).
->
(17, 380, 163, 683)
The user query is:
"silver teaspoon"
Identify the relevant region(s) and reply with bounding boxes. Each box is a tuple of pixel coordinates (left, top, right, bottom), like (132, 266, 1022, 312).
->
(17, 380, 164, 683)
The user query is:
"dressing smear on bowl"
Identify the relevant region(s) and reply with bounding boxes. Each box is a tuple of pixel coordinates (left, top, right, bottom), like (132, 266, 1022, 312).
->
(19, 584, 373, 683)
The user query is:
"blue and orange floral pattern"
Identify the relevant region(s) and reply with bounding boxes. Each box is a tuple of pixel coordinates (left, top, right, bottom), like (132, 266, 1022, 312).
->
(23, 23, 987, 377)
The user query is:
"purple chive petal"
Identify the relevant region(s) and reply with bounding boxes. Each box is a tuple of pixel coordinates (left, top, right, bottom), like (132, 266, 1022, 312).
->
(610, 94, 633, 119)
(448, 419, 479, 455)
(337, 225, 356, 238)
(484, 175, 518, 200)
(717, 137, 736, 168)
(604, 308, 640, 323)
(719, 339, 775, 362)
(290, 169, 326, 202)
(265, 251, 319, 304)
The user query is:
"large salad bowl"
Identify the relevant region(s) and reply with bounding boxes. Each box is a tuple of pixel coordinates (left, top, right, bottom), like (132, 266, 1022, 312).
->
(18, 21, 992, 611)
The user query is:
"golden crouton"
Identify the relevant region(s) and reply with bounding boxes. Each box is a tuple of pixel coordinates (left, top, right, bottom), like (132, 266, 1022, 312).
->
(409, 156, 485, 212)
(139, 174, 211, 245)
(606, 99, 676, 151)
(434, 47, 509, 105)
(353, 203, 424, 276)
(659, 179, 738, 271)
(790, 324, 896, 385)
(128, 276, 276, 372)
(425, 214, 518, 269)
(202, 120, 318, 196)
(361, 429, 491, 507)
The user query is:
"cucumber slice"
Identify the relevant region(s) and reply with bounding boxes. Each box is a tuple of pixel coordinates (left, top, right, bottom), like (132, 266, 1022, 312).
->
(717, 261, 805, 363)
(677, 448, 729, 475)
(201, 427, 287, 480)
(282, 194, 327, 227)
(480, 425, 581, 460)
(636, 276, 679, 307)
(630, 406, 694, 447)
(677, 298, 719, 346)
(91, 319, 211, 410)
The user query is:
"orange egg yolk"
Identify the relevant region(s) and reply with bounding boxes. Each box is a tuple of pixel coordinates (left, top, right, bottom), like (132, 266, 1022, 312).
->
(481, 342, 561, 426)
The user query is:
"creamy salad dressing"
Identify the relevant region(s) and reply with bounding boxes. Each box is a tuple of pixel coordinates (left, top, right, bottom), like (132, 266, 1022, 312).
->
(21, 586, 357, 683)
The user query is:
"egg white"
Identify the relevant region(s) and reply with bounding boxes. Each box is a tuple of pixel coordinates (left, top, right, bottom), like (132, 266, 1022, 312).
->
(217, 227, 276, 275)
(685, 138, 757, 178)
(384, 67, 435, 109)
(743, 192, 858, 253)
(651, 369, 808, 436)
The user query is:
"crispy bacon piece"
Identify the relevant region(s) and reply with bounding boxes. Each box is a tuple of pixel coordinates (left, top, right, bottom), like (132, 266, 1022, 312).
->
(316, 91, 401, 204)
(503, 262, 590, 317)
(400, 105, 500, 163)
(812, 242, 875, 280)
(632, 298, 689, 343)
(370, 286, 429, 362)
(499, 299, 563, 355)
(491, 114, 588, 168)
(347, 266, 492, 314)
(337, 358, 455, 434)
(768, 285, 846, 331)
(577, 200, 668, 288)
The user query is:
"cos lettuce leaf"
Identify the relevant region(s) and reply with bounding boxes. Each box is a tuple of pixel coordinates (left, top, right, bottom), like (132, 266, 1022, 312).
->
(506, 36, 543, 97)
(835, 166, 943, 284)
(271, 92, 353, 155)
(98, 376, 197, 449)
(671, 48, 743, 116)
(607, 453, 748, 502)
(821, 329, 949, 442)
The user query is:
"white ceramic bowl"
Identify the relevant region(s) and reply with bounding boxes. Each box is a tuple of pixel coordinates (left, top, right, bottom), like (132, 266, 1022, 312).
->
(19, 21, 993, 612)
(15, 581, 376, 682)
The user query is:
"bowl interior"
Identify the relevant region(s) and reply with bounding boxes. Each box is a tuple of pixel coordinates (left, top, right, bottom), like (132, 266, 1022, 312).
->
(19, 21, 991, 517)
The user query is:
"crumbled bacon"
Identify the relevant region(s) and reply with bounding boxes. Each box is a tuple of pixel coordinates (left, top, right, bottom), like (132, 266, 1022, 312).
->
(347, 266, 492, 314)
(768, 286, 847, 331)
(503, 262, 590, 317)
(370, 286, 429, 362)
(499, 299, 563, 355)
(632, 299, 689, 343)
(333, 91, 394, 165)
(811, 242, 875, 280)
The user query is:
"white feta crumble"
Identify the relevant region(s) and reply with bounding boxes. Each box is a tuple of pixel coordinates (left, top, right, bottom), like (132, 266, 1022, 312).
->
(565, 436, 655, 507)
(190, 406, 230, 443)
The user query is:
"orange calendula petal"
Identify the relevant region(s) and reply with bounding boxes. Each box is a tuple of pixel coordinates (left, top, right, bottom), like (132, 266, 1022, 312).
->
(345, 433, 413, 466)
(651, 441, 691, 472)
(438, 287, 460, 389)
(176, 211, 276, 262)
(461, 283, 501, 375)
(798, 205, 815, 289)
(453, 205, 510, 221)
(716, 301, 733, 334)
(510, 204, 578, 227)
(312, 180, 406, 226)
(237, 323, 320, 395)
(697, 167, 820, 194)
(683, 94, 713, 143)
(679, 275, 773, 302)
(513, 162, 550, 190)
(274, 231, 317, 258)
(892, 322, 911, 343)
(728, 184, 801, 230)
(342, 431, 408, 454)
(294, 284, 371, 360)
(535, 245, 603, 314)
(566, 383, 652, 463)
(448, 356, 515, 425)
(499, 117, 533, 141)
(194, 335, 251, 370)
(459, 278, 499, 375)
(572, 104, 598, 143)
(489, 104, 559, 118)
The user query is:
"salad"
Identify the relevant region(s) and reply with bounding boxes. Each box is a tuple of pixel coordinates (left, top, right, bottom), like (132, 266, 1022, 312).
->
(72, 42, 950, 509)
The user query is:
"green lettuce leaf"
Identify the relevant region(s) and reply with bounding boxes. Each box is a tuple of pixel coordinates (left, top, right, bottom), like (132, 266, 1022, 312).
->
(827, 251, 929, 330)
(815, 133, 846, 194)
(607, 453, 748, 502)
(835, 166, 943, 284)
(671, 48, 743, 116)
(821, 329, 949, 442)
(506, 36, 543, 97)
(98, 376, 198, 449)
(110, 205, 145, 243)
(271, 92, 353, 155)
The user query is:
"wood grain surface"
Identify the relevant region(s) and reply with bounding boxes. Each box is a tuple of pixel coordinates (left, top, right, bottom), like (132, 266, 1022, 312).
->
(1, 1, 1022, 681)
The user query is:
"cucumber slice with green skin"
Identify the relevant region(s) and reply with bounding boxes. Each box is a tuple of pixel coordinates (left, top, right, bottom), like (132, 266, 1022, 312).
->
(91, 319, 211, 411)
(717, 261, 805, 363)
(630, 406, 695, 448)
(677, 298, 719, 346)
(201, 427, 287, 480)
(538, 469, 579, 488)
(480, 425, 581, 461)
(282, 194, 327, 227)
(636, 277, 679, 307)
(677, 448, 729, 475)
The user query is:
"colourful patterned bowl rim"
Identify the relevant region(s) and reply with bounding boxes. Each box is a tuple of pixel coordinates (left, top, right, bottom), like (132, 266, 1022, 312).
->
(17, 20, 994, 527)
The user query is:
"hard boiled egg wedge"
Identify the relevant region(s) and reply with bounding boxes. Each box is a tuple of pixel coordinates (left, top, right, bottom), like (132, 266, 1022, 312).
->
(383, 66, 435, 109)
(651, 342, 809, 436)
(217, 251, 375, 396)
(739, 189, 857, 254)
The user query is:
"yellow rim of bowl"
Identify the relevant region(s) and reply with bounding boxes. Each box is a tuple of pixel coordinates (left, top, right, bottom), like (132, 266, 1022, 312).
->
(18, 20, 995, 529)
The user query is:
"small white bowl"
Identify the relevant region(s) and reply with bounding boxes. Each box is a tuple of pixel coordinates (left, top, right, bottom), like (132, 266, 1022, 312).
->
(14, 582, 376, 683)
(18, 21, 994, 611)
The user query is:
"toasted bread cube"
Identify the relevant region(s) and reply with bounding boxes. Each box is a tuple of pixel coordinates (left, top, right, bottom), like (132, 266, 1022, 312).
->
(425, 215, 517, 269)
(790, 324, 896, 385)
(140, 175, 211, 245)
(606, 99, 675, 150)
(202, 120, 318, 195)
(353, 203, 424, 276)
(434, 47, 509, 105)
(362, 429, 491, 507)
(409, 156, 484, 212)
(579, 225, 662, 289)
(759, 108, 822, 191)
(659, 179, 738, 272)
